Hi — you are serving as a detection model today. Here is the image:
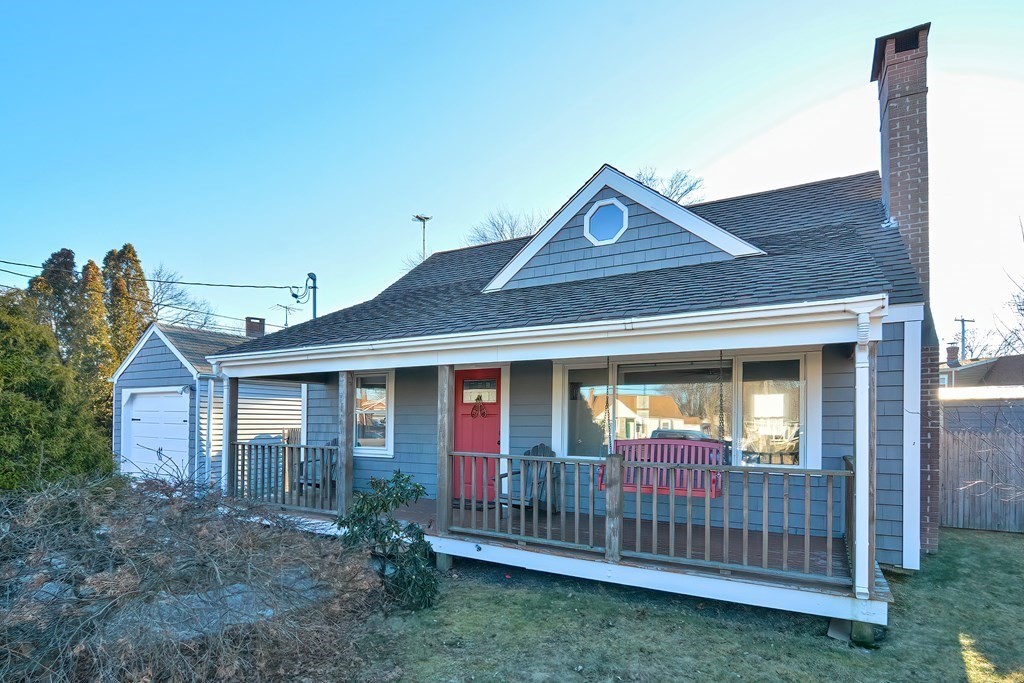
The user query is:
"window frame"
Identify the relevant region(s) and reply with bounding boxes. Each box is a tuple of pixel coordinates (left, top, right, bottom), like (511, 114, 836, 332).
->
(583, 198, 629, 246)
(732, 352, 822, 469)
(554, 351, 823, 469)
(353, 369, 395, 458)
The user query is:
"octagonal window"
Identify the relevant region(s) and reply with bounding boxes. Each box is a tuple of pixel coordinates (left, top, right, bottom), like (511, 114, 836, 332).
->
(584, 199, 628, 245)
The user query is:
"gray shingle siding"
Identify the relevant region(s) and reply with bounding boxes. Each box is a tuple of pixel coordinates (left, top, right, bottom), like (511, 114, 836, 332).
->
(509, 362, 553, 455)
(112, 333, 196, 473)
(355, 367, 439, 496)
(505, 187, 732, 289)
(875, 322, 905, 564)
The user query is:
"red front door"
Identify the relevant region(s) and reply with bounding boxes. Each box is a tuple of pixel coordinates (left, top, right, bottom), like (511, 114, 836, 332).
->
(453, 368, 501, 502)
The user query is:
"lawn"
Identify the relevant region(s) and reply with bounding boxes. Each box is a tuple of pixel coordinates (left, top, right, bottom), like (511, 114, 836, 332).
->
(360, 529, 1024, 682)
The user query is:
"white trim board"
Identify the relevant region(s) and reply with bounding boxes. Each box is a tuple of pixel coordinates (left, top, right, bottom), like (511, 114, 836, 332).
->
(902, 320, 922, 570)
(428, 535, 889, 625)
(211, 294, 890, 378)
(110, 323, 199, 384)
(483, 164, 765, 292)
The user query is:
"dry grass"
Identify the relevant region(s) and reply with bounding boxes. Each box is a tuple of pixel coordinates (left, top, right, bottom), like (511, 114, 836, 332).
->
(0, 476, 393, 682)
(368, 528, 1024, 682)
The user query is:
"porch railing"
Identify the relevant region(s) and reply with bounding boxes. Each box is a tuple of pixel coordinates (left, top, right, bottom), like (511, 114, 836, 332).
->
(444, 451, 859, 588)
(447, 452, 605, 554)
(230, 443, 340, 513)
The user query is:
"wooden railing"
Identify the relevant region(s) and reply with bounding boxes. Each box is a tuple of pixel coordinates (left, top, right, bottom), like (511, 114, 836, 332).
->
(443, 451, 857, 587)
(446, 452, 606, 553)
(616, 460, 852, 585)
(230, 443, 340, 513)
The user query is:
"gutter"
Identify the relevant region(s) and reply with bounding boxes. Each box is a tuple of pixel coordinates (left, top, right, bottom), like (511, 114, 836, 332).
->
(208, 293, 891, 369)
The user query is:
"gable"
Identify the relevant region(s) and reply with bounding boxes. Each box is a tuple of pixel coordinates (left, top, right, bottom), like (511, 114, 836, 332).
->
(503, 185, 734, 289)
(486, 165, 763, 292)
(113, 330, 195, 386)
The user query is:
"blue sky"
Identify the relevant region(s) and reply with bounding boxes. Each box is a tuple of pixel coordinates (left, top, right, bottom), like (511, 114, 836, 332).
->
(1, 1, 1022, 344)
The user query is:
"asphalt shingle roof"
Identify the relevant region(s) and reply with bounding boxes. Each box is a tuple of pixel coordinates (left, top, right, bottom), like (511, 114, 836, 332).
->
(159, 325, 248, 373)
(216, 172, 923, 357)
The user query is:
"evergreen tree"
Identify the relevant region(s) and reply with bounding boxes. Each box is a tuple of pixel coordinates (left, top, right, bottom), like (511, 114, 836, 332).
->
(28, 248, 80, 358)
(103, 244, 154, 360)
(0, 291, 112, 489)
(71, 260, 116, 427)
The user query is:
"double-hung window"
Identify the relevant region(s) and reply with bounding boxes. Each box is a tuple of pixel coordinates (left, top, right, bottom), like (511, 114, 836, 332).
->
(354, 371, 394, 457)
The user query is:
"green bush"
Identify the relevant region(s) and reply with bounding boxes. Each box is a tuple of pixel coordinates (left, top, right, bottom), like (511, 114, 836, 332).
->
(0, 292, 112, 489)
(336, 471, 439, 610)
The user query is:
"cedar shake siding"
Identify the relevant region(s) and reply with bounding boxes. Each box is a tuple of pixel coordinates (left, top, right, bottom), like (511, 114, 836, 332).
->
(504, 186, 732, 289)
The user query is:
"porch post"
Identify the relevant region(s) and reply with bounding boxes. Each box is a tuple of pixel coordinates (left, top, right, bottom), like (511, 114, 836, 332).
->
(604, 453, 623, 562)
(337, 371, 355, 514)
(224, 376, 238, 495)
(436, 365, 454, 571)
(853, 314, 876, 599)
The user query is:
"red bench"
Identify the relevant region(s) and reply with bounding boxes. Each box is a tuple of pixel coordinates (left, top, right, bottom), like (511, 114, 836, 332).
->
(598, 438, 725, 498)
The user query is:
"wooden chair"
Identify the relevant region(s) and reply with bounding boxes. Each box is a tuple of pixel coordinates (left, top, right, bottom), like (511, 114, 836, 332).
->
(500, 443, 560, 512)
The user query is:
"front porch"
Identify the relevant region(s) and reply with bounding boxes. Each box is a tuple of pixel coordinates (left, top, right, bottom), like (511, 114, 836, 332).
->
(216, 300, 892, 625)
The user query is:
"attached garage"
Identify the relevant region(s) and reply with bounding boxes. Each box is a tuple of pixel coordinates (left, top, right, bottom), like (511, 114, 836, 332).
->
(111, 323, 306, 487)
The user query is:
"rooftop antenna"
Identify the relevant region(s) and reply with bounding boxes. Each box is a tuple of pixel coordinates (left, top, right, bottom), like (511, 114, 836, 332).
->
(954, 316, 974, 360)
(413, 214, 432, 261)
(272, 303, 300, 326)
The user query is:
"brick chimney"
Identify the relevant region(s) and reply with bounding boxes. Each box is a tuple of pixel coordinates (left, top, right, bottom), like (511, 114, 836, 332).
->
(946, 344, 959, 365)
(245, 316, 266, 338)
(872, 23, 931, 299)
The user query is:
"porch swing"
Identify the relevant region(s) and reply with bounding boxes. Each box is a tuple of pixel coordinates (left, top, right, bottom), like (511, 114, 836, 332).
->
(598, 353, 727, 498)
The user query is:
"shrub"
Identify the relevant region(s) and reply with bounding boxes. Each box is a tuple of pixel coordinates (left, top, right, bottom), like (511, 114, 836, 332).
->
(0, 292, 112, 489)
(337, 472, 439, 610)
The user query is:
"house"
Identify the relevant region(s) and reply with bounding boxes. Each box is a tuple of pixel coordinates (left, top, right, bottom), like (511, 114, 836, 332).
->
(940, 346, 1024, 431)
(205, 24, 939, 629)
(110, 319, 306, 484)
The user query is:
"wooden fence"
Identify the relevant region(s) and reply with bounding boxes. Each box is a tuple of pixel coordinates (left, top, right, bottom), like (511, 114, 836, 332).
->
(941, 430, 1024, 532)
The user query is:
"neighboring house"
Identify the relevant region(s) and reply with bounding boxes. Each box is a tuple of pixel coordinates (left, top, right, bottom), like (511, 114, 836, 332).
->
(110, 320, 306, 485)
(940, 346, 1024, 431)
(207, 25, 938, 629)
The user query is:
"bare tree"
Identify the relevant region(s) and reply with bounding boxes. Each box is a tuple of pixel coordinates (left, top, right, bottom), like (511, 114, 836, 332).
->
(634, 167, 704, 204)
(952, 327, 997, 360)
(466, 208, 542, 246)
(150, 264, 215, 329)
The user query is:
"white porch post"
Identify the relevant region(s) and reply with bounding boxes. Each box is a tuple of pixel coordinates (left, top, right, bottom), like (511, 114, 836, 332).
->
(853, 314, 874, 599)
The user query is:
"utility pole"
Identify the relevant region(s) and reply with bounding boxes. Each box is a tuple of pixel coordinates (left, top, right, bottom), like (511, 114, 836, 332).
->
(954, 316, 974, 360)
(413, 214, 432, 262)
(290, 272, 318, 319)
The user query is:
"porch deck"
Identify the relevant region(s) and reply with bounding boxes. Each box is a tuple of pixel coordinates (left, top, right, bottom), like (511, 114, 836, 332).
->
(395, 498, 872, 593)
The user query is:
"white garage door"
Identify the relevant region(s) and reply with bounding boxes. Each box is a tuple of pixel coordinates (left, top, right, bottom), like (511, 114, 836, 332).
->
(123, 391, 190, 479)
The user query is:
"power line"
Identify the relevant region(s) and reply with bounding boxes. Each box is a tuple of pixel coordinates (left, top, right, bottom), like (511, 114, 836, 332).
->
(0, 257, 295, 290)
(0, 266, 284, 329)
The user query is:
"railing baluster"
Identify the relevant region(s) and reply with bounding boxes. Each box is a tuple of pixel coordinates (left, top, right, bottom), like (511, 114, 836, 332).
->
(686, 466, 693, 559)
(762, 473, 770, 570)
(704, 476, 711, 562)
(588, 463, 595, 548)
(458, 455, 466, 528)
(635, 466, 641, 554)
(826, 474, 834, 577)
(560, 461, 566, 542)
(742, 470, 749, 566)
(669, 471, 676, 557)
(804, 474, 812, 574)
(574, 463, 581, 545)
(470, 456, 477, 530)
(722, 468, 730, 565)
(532, 460, 539, 538)
(651, 466, 659, 555)
(782, 473, 790, 572)
(546, 460, 553, 540)
(519, 459, 526, 536)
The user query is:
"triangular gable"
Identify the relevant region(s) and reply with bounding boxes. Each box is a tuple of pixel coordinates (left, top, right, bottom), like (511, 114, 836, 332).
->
(109, 323, 199, 383)
(483, 164, 764, 292)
